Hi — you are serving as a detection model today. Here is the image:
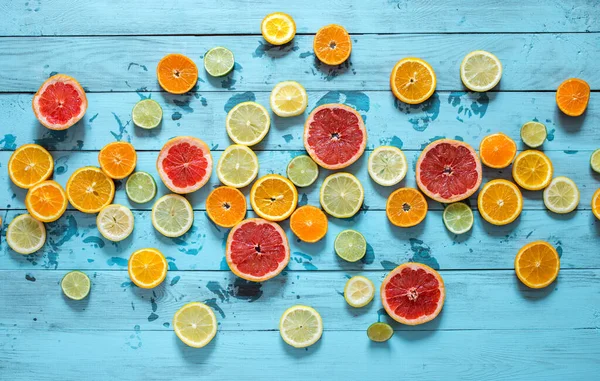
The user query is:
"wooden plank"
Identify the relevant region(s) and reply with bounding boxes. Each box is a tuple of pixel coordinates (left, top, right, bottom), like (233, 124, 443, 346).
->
(1, 328, 598, 380)
(0, 34, 598, 92)
(1, 0, 596, 36)
(1, 90, 597, 152)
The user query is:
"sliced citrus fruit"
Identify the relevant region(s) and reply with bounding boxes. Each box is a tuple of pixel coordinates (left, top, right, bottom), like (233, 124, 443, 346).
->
(334, 230, 367, 262)
(386, 188, 428, 228)
(250, 174, 298, 222)
(151, 194, 194, 238)
(97, 204, 135, 242)
(132, 99, 162, 129)
(206, 186, 246, 228)
(6, 214, 46, 255)
(98, 141, 137, 180)
(66, 166, 115, 213)
(460, 50, 502, 92)
(156, 53, 198, 94)
(590, 149, 600, 174)
(367, 322, 394, 342)
(390, 57, 436, 104)
(216, 144, 259, 188)
(344, 275, 375, 308)
(261, 12, 296, 46)
(32, 74, 87, 130)
(479, 132, 517, 169)
(279, 305, 323, 348)
(8, 144, 54, 189)
(512, 150, 553, 191)
(381, 262, 445, 325)
(320, 172, 364, 218)
(203, 46, 235, 77)
(543, 176, 579, 214)
(226, 101, 271, 146)
(270, 81, 308, 117)
(156, 136, 212, 194)
(477, 179, 523, 226)
(125, 171, 157, 204)
(592, 189, 600, 220)
(226, 218, 290, 282)
(556, 78, 590, 117)
(313, 24, 351, 66)
(442, 202, 473, 235)
(286, 155, 319, 188)
(520, 121, 547, 148)
(61, 271, 91, 300)
(173, 302, 217, 348)
(515, 241, 560, 289)
(290, 205, 328, 243)
(368, 146, 408, 186)
(25, 180, 68, 223)
(128, 248, 168, 289)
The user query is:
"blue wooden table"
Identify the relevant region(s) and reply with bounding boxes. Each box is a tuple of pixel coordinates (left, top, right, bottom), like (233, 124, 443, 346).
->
(1, 1, 599, 379)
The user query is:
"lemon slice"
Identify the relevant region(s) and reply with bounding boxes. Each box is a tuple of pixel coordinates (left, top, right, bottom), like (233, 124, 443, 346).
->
(368, 146, 407, 186)
(61, 271, 91, 300)
(590, 149, 600, 174)
(270, 81, 308, 117)
(151, 194, 194, 237)
(173, 302, 217, 348)
(344, 276, 375, 308)
(97, 204, 134, 242)
(460, 50, 502, 92)
(286, 155, 319, 187)
(204, 46, 235, 77)
(279, 305, 323, 348)
(543, 176, 580, 214)
(226, 101, 271, 146)
(320, 172, 364, 218)
(367, 322, 394, 342)
(521, 121, 547, 148)
(217, 144, 259, 188)
(261, 12, 296, 46)
(6, 214, 46, 255)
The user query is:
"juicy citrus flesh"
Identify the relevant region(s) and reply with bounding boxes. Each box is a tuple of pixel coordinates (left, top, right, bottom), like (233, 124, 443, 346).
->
(206, 186, 247, 228)
(157, 53, 198, 94)
(8, 144, 54, 189)
(32, 74, 87, 130)
(460, 50, 502, 92)
(442, 202, 474, 235)
(279, 305, 323, 348)
(512, 150, 553, 191)
(368, 146, 408, 186)
(126, 171, 157, 204)
(556, 78, 590, 117)
(313, 24, 351, 66)
(367, 322, 394, 342)
(6, 214, 46, 255)
(290, 205, 328, 243)
(543, 176, 580, 214)
(216, 144, 259, 188)
(261, 12, 296, 46)
(386, 188, 428, 228)
(98, 141, 137, 179)
(270, 81, 308, 117)
(250, 175, 298, 222)
(591, 149, 600, 174)
(287, 155, 319, 188)
(128, 248, 168, 289)
(61, 271, 91, 300)
(320, 172, 364, 218)
(203, 47, 235, 77)
(390, 58, 436, 104)
(477, 179, 523, 226)
(173, 302, 218, 348)
(334, 230, 367, 262)
(157, 137, 212, 194)
(25, 180, 68, 223)
(66, 166, 115, 213)
(344, 275, 375, 308)
(97, 204, 135, 242)
(226, 102, 271, 146)
(479, 133, 517, 169)
(521, 121, 547, 148)
(592, 189, 600, 220)
(132, 99, 163, 129)
(151, 194, 194, 238)
(515, 241, 560, 289)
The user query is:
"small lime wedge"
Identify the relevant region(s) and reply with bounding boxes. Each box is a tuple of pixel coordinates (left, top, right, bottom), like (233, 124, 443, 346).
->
(443, 202, 474, 234)
(367, 322, 394, 342)
(335, 230, 367, 262)
(520, 121, 547, 148)
(204, 47, 235, 77)
(590, 149, 600, 174)
(61, 271, 91, 300)
(126, 171, 157, 204)
(287, 155, 319, 187)
(132, 99, 162, 129)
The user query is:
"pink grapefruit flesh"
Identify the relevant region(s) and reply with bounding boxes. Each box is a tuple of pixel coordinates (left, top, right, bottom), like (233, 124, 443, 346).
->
(32, 74, 87, 130)
(304, 104, 367, 169)
(156, 136, 212, 194)
(416, 139, 482, 203)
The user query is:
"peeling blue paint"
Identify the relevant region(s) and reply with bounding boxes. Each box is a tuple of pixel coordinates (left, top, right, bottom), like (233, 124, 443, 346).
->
(361, 243, 375, 264)
(282, 134, 294, 143)
(315, 91, 370, 121)
(107, 257, 128, 267)
(224, 92, 256, 113)
(170, 276, 181, 286)
(171, 111, 182, 120)
(110, 112, 131, 142)
(395, 92, 440, 131)
(408, 238, 440, 270)
(127, 62, 148, 71)
(83, 236, 105, 248)
(380, 260, 398, 270)
(0, 134, 17, 149)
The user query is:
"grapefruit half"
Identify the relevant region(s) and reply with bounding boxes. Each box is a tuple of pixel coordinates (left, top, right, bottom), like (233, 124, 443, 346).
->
(304, 104, 367, 170)
(226, 218, 290, 282)
(416, 139, 482, 203)
(156, 136, 212, 194)
(32, 74, 87, 130)
(381, 262, 445, 325)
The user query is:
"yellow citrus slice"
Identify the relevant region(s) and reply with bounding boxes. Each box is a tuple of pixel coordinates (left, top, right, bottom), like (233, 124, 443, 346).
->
(512, 150, 553, 191)
(6, 214, 46, 255)
(66, 166, 115, 213)
(25, 180, 68, 222)
(269, 81, 308, 117)
(128, 248, 168, 289)
(515, 241, 560, 289)
(477, 179, 523, 226)
(593, 189, 600, 220)
(390, 57, 436, 104)
(250, 174, 298, 221)
(173, 302, 218, 348)
(8, 144, 54, 189)
(261, 12, 296, 46)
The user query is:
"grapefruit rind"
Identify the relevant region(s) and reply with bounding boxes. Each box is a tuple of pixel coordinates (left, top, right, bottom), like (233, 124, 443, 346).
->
(32, 74, 87, 130)
(156, 136, 213, 194)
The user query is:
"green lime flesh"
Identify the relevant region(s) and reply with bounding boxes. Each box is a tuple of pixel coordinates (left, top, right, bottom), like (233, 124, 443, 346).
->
(590, 149, 600, 174)
(126, 172, 157, 204)
(367, 322, 394, 342)
(442, 202, 474, 235)
(334, 230, 367, 262)
(520, 121, 547, 148)
(204, 47, 235, 77)
(132, 99, 163, 129)
(287, 155, 319, 187)
(61, 271, 91, 300)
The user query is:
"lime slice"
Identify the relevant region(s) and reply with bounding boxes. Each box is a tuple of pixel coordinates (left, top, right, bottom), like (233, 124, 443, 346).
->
(320, 172, 364, 218)
(460, 50, 502, 92)
(368, 146, 408, 186)
(126, 171, 157, 204)
(173, 302, 217, 348)
(217, 144, 259, 188)
(270, 81, 308, 117)
(442, 202, 474, 234)
(520, 121, 547, 148)
(97, 204, 134, 242)
(151, 194, 194, 238)
(287, 155, 319, 187)
(204, 47, 235, 77)
(226, 102, 271, 146)
(590, 149, 600, 174)
(344, 275, 375, 308)
(543, 176, 580, 214)
(279, 305, 323, 348)
(61, 271, 91, 300)
(6, 214, 46, 255)
(367, 322, 394, 342)
(132, 99, 162, 129)
(334, 230, 367, 262)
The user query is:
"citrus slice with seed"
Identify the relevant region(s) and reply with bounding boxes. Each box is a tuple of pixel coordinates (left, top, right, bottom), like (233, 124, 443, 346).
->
(97, 204, 135, 242)
(279, 305, 323, 348)
(460, 50, 502, 92)
(206, 186, 247, 228)
(250, 174, 298, 221)
(125, 171, 157, 204)
(479, 133, 517, 169)
(98, 141, 137, 180)
(216, 144, 259, 188)
(290, 205, 328, 243)
(261, 12, 296, 46)
(386, 188, 428, 228)
(313, 24, 351, 66)
(442, 202, 473, 235)
(556, 78, 590, 117)
(367, 322, 394, 342)
(320, 172, 364, 218)
(151, 194, 194, 238)
(543, 176, 579, 214)
(390, 58, 436, 104)
(286, 155, 319, 188)
(156, 136, 213, 194)
(8, 144, 54, 189)
(477, 179, 523, 226)
(25, 180, 68, 223)
(226, 102, 271, 146)
(592, 189, 600, 220)
(157, 53, 198, 94)
(520, 121, 547, 148)
(32, 74, 87, 130)
(270, 81, 308, 117)
(203, 46, 235, 77)
(512, 150, 553, 191)
(132, 99, 163, 129)
(344, 275, 375, 308)
(515, 241, 560, 289)
(173, 302, 218, 348)
(590, 149, 600, 174)
(61, 271, 91, 300)
(334, 230, 367, 262)
(6, 214, 46, 255)
(368, 146, 408, 186)
(128, 248, 168, 289)
(66, 166, 115, 213)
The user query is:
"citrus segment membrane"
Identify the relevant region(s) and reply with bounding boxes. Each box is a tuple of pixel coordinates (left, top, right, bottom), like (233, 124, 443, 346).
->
(313, 24, 352, 66)
(32, 74, 87, 130)
(156, 136, 212, 194)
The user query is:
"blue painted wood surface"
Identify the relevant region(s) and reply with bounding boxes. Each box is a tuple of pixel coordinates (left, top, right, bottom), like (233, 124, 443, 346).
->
(1, 1, 599, 380)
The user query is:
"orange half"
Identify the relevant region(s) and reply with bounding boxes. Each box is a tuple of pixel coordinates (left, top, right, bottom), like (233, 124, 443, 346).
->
(8, 144, 54, 189)
(313, 24, 352, 66)
(25, 180, 68, 223)
(479, 133, 517, 169)
(556, 78, 590, 117)
(477, 179, 523, 226)
(128, 248, 168, 289)
(290, 205, 328, 243)
(206, 186, 247, 228)
(98, 141, 137, 179)
(390, 58, 436, 104)
(512, 150, 553, 191)
(386, 188, 428, 227)
(66, 166, 115, 213)
(515, 241, 560, 289)
(250, 174, 298, 222)
(157, 53, 198, 94)
(592, 188, 600, 220)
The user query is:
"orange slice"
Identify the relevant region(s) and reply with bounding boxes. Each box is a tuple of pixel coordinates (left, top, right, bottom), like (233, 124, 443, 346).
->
(313, 24, 352, 66)
(593, 189, 600, 220)
(290, 205, 328, 243)
(261, 12, 296, 46)
(98, 141, 137, 180)
(515, 241, 560, 289)
(556, 78, 590, 117)
(512, 150, 553, 191)
(8, 144, 54, 189)
(479, 133, 517, 169)
(66, 166, 115, 213)
(25, 180, 68, 223)
(128, 248, 168, 289)
(206, 186, 247, 228)
(390, 58, 436, 104)
(386, 188, 428, 227)
(157, 53, 198, 94)
(250, 174, 298, 222)
(477, 179, 523, 226)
